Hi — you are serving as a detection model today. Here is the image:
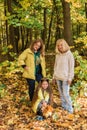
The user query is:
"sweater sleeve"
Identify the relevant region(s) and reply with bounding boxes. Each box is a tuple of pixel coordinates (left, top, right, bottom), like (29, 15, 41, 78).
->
(68, 52, 75, 81)
(18, 50, 27, 66)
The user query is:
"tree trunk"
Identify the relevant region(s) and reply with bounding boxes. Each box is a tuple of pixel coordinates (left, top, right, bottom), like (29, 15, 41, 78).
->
(24, 28, 32, 49)
(61, 0, 73, 46)
(25, 28, 29, 49)
(4, 0, 8, 45)
(85, 3, 87, 32)
(46, 7, 54, 50)
(14, 27, 19, 53)
(42, 8, 47, 45)
(77, 24, 80, 36)
(21, 26, 25, 51)
(7, 0, 16, 53)
(53, 0, 61, 44)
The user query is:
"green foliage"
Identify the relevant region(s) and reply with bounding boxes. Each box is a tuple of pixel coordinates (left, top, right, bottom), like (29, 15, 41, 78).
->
(71, 0, 86, 23)
(2, 45, 17, 60)
(7, 1, 42, 29)
(0, 45, 22, 75)
(0, 58, 23, 75)
(74, 32, 87, 56)
(71, 51, 87, 108)
(2, 45, 13, 54)
(6, 0, 53, 30)
(7, 11, 43, 29)
(73, 51, 87, 81)
(0, 83, 7, 98)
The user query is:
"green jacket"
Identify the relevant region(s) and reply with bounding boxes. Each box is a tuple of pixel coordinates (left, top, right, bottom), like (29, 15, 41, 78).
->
(18, 48, 46, 79)
(32, 88, 50, 113)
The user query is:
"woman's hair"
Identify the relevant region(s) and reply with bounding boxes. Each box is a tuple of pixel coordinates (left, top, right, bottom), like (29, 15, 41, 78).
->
(30, 39, 45, 56)
(55, 39, 70, 53)
(32, 78, 53, 105)
(38, 77, 50, 92)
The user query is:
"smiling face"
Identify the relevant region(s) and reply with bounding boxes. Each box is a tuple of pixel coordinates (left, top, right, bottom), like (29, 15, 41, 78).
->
(41, 81, 49, 90)
(57, 42, 64, 53)
(56, 39, 70, 53)
(33, 42, 41, 52)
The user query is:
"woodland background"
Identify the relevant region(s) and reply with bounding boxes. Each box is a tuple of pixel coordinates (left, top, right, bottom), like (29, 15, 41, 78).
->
(0, 0, 87, 130)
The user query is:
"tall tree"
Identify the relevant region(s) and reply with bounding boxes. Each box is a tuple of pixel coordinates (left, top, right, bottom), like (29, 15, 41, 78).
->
(46, 7, 54, 49)
(7, 0, 16, 52)
(53, 0, 61, 44)
(42, 8, 47, 45)
(61, 0, 73, 45)
(85, 3, 87, 32)
(4, 0, 8, 45)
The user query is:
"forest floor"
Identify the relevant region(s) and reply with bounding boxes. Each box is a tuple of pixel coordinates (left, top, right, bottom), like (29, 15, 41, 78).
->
(0, 55, 87, 130)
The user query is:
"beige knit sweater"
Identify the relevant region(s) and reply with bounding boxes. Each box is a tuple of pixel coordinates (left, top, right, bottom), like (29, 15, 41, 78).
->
(53, 50, 74, 81)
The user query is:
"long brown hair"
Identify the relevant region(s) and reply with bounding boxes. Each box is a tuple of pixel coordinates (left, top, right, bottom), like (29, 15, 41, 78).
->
(37, 78, 52, 94)
(32, 78, 53, 105)
(30, 39, 45, 56)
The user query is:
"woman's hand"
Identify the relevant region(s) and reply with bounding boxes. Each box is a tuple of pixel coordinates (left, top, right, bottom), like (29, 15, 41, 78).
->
(24, 66, 29, 70)
(68, 80, 72, 85)
(41, 101, 47, 111)
(42, 101, 47, 107)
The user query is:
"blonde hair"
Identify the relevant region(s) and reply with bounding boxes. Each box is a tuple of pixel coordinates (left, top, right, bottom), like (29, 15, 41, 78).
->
(55, 39, 70, 53)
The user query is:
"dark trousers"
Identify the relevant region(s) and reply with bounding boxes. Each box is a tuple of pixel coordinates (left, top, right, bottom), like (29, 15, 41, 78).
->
(26, 74, 43, 101)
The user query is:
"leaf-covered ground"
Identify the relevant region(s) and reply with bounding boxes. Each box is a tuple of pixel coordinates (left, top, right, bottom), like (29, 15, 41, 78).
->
(0, 54, 87, 130)
(0, 71, 87, 130)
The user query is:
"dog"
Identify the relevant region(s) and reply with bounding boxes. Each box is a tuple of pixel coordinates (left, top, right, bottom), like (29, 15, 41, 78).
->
(42, 105, 53, 118)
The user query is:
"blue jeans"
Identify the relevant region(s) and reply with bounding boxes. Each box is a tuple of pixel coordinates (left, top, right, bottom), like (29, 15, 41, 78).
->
(57, 80, 73, 113)
(26, 74, 43, 101)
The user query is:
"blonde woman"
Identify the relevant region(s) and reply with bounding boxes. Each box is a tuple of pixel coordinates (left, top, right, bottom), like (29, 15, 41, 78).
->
(53, 39, 74, 113)
(18, 39, 46, 101)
